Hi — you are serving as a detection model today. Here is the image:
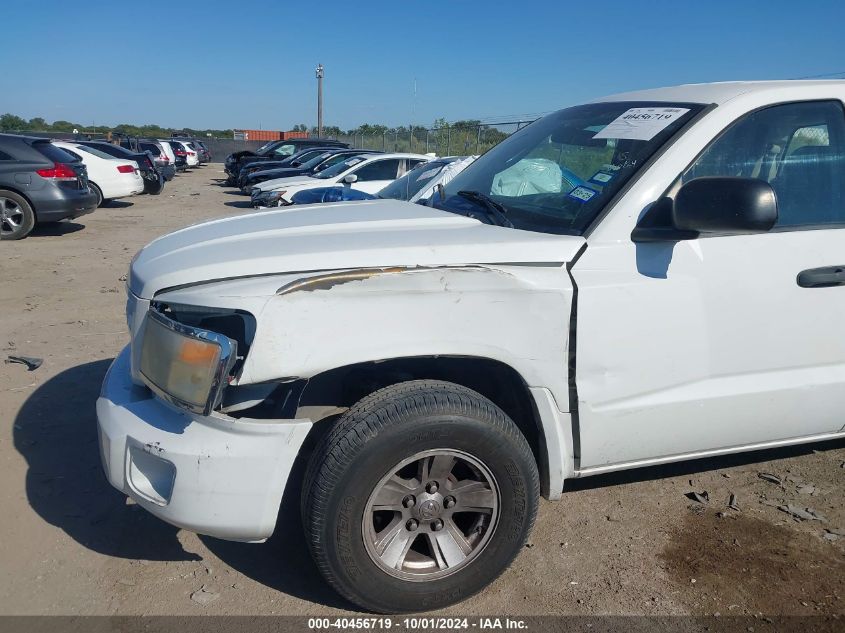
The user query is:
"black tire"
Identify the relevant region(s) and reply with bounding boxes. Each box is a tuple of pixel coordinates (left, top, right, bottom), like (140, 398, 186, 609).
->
(302, 380, 539, 613)
(0, 190, 36, 240)
(89, 182, 104, 207)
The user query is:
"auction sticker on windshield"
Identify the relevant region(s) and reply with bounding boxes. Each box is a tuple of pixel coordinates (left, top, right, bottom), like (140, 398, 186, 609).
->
(567, 186, 597, 203)
(593, 107, 690, 141)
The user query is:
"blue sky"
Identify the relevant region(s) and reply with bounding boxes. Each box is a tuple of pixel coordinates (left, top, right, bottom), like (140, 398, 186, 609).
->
(4, 0, 844, 130)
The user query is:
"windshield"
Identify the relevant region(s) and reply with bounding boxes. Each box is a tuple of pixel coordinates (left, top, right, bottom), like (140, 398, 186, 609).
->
(299, 151, 336, 170)
(434, 101, 703, 235)
(313, 154, 368, 179)
(379, 160, 449, 201)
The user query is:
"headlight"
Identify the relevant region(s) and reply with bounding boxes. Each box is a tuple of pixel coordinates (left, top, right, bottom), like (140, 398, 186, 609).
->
(139, 310, 236, 415)
(267, 191, 287, 205)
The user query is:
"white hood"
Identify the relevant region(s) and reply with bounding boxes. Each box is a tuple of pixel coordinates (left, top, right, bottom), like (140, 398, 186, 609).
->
(129, 199, 585, 299)
(255, 175, 321, 192)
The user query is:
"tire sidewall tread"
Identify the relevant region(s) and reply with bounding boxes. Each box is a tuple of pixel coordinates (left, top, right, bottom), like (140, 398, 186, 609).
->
(302, 380, 539, 613)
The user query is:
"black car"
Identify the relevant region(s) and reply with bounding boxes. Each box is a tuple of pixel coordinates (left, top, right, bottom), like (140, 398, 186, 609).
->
(241, 149, 382, 193)
(0, 134, 97, 240)
(236, 147, 337, 189)
(77, 141, 165, 195)
(224, 138, 349, 184)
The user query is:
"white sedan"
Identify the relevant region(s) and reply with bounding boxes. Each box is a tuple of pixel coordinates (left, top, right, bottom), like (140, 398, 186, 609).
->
(52, 141, 144, 207)
(250, 153, 432, 207)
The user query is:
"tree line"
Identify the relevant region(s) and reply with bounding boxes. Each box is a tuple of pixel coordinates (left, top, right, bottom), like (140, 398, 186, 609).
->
(1, 113, 512, 142)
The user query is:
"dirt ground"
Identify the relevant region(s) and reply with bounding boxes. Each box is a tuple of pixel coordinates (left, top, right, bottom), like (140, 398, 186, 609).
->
(0, 168, 843, 617)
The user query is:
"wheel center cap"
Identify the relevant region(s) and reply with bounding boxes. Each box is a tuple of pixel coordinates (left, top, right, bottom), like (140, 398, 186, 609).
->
(418, 499, 441, 521)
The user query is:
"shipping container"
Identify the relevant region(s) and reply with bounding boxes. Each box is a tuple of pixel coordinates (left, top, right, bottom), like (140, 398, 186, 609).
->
(233, 130, 310, 142)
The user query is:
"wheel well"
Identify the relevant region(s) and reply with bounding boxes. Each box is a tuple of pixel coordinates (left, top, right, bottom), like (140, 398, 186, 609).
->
(0, 187, 36, 220)
(299, 356, 549, 492)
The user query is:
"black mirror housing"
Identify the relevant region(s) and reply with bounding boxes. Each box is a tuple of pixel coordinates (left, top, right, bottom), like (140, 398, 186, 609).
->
(673, 177, 778, 234)
(632, 177, 778, 243)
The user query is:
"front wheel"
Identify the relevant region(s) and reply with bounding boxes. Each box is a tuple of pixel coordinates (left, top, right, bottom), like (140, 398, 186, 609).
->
(302, 380, 539, 613)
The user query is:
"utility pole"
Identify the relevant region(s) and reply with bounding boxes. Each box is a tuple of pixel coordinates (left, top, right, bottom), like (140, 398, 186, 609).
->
(316, 63, 324, 138)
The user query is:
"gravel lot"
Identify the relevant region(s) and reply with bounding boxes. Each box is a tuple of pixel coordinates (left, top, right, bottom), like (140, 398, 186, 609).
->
(1, 168, 843, 617)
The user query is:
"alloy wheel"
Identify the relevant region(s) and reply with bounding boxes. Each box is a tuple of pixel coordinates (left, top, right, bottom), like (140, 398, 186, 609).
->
(362, 449, 500, 581)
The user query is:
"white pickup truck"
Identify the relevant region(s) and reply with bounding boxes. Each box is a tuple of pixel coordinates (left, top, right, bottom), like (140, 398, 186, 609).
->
(97, 81, 845, 613)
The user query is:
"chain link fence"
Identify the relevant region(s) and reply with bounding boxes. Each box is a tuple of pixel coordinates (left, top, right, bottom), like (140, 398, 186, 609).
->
(333, 121, 534, 156)
(4, 120, 536, 161)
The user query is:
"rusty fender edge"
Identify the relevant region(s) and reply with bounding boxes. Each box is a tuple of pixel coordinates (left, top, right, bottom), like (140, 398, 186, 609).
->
(275, 265, 497, 295)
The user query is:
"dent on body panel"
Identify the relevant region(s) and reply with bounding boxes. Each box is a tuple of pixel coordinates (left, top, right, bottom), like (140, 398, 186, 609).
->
(244, 265, 574, 404)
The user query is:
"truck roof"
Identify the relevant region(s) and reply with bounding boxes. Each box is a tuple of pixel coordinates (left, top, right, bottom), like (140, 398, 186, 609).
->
(594, 79, 845, 106)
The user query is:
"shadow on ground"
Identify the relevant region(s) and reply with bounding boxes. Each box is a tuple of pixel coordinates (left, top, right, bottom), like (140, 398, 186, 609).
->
(13, 359, 349, 608)
(224, 200, 254, 209)
(30, 221, 86, 237)
(200, 436, 356, 611)
(102, 200, 134, 209)
(13, 359, 200, 562)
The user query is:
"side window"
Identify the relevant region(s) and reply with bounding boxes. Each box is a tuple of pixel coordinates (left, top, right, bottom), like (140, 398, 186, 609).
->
(404, 159, 427, 175)
(353, 159, 401, 181)
(681, 100, 845, 228)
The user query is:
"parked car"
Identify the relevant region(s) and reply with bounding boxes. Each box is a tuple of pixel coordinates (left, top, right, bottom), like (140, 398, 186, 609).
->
(241, 148, 382, 193)
(224, 138, 350, 184)
(193, 140, 212, 163)
(97, 81, 845, 613)
(235, 148, 336, 188)
(288, 155, 477, 206)
(75, 141, 165, 195)
(138, 140, 176, 181)
(170, 140, 199, 167)
(250, 153, 432, 207)
(52, 141, 144, 207)
(158, 140, 187, 172)
(0, 134, 97, 239)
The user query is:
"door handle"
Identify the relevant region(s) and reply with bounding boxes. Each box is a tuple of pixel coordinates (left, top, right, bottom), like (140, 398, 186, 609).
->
(797, 266, 845, 288)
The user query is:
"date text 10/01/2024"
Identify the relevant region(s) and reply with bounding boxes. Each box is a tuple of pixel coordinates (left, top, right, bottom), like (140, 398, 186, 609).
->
(307, 618, 528, 630)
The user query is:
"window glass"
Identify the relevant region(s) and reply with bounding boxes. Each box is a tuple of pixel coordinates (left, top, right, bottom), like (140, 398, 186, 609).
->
(435, 102, 702, 235)
(353, 158, 401, 181)
(379, 160, 447, 201)
(681, 100, 845, 227)
(34, 142, 79, 163)
(272, 144, 296, 157)
(314, 155, 368, 179)
(74, 145, 116, 160)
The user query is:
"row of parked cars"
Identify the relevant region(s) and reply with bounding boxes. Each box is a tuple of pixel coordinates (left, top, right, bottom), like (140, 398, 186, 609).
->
(223, 138, 478, 210)
(0, 134, 211, 240)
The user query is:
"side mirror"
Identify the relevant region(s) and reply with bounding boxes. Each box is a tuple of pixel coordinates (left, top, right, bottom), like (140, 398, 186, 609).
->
(290, 161, 302, 167)
(632, 177, 778, 242)
(343, 174, 358, 184)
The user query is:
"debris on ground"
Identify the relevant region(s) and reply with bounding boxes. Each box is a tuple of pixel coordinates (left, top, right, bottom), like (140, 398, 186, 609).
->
(190, 585, 220, 605)
(777, 504, 828, 523)
(728, 493, 740, 511)
(118, 274, 127, 282)
(685, 491, 709, 504)
(758, 472, 782, 486)
(796, 484, 816, 496)
(4, 355, 43, 371)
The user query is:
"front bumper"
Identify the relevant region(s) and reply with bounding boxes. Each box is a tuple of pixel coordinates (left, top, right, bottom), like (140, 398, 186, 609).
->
(97, 346, 312, 542)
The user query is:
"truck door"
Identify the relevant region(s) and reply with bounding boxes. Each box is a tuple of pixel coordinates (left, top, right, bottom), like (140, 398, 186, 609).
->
(572, 99, 845, 470)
